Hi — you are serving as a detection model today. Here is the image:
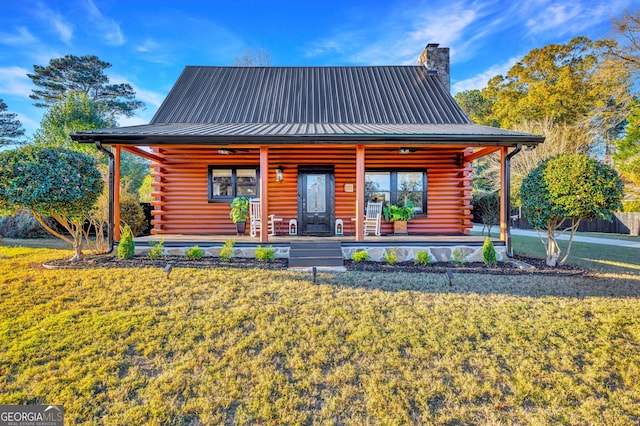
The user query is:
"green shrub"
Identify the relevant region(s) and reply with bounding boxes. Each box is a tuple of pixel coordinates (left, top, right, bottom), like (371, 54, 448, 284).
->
(148, 238, 165, 259)
(351, 250, 370, 263)
(255, 245, 275, 262)
(117, 225, 135, 259)
(120, 190, 147, 237)
(414, 251, 431, 266)
(482, 237, 497, 267)
(452, 248, 467, 266)
(384, 248, 398, 265)
(186, 245, 204, 261)
(219, 240, 235, 262)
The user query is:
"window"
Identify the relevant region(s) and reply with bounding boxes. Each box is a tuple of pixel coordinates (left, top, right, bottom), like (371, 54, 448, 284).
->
(208, 166, 258, 202)
(365, 170, 426, 214)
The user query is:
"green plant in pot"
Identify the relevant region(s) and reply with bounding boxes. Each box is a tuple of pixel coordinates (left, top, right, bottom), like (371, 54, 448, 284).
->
(383, 201, 415, 235)
(229, 196, 250, 235)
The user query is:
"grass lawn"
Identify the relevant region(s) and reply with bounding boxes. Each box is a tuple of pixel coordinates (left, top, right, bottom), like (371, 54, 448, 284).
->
(1, 246, 640, 424)
(511, 235, 640, 276)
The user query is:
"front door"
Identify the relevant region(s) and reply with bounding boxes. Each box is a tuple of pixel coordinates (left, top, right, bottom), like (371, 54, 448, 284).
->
(299, 168, 334, 235)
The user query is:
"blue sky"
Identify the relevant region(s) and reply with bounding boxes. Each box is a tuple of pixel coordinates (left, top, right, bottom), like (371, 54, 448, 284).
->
(0, 0, 635, 137)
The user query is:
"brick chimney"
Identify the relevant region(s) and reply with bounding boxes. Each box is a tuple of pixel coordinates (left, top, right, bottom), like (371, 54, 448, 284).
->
(417, 43, 450, 92)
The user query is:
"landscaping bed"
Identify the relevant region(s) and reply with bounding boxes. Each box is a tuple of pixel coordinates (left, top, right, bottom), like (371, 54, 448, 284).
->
(44, 253, 587, 276)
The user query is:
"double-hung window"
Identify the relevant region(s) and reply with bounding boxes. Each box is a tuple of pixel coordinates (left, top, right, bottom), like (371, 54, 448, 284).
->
(208, 166, 258, 202)
(365, 170, 427, 214)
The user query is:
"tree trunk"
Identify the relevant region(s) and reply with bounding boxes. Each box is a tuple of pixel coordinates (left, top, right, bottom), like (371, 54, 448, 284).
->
(545, 234, 560, 267)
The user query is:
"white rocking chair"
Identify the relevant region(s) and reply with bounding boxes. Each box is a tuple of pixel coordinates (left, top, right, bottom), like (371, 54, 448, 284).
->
(363, 201, 382, 236)
(249, 198, 280, 237)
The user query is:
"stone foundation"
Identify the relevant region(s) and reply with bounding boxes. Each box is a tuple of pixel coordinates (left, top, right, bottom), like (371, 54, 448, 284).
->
(133, 243, 503, 263)
(134, 245, 290, 259)
(342, 245, 505, 263)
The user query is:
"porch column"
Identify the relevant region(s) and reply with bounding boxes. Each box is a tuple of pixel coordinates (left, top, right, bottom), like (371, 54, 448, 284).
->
(114, 145, 122, 241)
(260, 146, 269, 243)
(355, 144, 365, 241)
(500, 147, 507, 241)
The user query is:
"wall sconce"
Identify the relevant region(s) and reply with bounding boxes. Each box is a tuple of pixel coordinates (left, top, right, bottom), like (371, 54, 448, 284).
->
(275, 166, 284, 182)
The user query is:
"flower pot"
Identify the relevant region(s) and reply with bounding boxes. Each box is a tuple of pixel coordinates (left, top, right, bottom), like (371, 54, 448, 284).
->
(236, 221, 246, 235)
(393, 220, 407, 235)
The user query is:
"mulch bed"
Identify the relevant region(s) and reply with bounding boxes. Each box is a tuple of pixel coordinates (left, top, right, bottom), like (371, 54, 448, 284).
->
(44, 254, 587, 276)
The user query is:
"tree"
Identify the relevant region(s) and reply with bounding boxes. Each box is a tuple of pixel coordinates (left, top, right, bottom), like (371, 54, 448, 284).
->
(481, 117, 594, 205)
(0, 146, 103, 261)
(520, 154, 623, 266)
(0, 99, 25, 146)
(483, 37, 632, 146)
(234, 48, 272, 66)
(28, 54, 144, 119)
(614, 101, 640, 196)
(33, 91, 114, 154)
(606, 10, 640, 83)
(453, 89, 496, 126)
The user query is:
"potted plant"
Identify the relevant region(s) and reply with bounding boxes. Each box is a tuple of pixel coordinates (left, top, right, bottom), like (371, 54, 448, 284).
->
(383, 201, 415, 235)
(229, 196, 250, 235)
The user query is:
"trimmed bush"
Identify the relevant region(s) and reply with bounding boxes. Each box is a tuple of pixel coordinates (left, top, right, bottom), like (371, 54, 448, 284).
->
(117, 225, 135, 259)
(186, 246, 204, 261)
(219, 240, 235, 262)
(414, 251, 431, 266)
(482, 237, 497, 267)
(452, 248, 467, 266)
(384, 248, 398, 265)
(351, 250, 370, 263)
(148, 238, 165, 259)
(255, 245, 275, 262)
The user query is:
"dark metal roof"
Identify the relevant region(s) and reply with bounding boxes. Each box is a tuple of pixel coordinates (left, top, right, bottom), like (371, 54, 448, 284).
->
(151, 66, 471, 125)
(72, 65, 544, 146)
(73, 122, 544, 145)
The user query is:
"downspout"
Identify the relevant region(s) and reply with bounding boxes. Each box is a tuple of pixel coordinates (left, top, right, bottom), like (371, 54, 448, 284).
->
(504, 144, 522, 257)
(95, 141, 115, 254)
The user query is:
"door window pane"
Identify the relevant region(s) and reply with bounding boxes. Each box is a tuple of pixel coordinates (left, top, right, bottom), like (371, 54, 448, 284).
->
(306, 174, 326, 213)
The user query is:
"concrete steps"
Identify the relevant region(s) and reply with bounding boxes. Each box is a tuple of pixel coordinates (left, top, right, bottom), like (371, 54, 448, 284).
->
(288, 241, 344, 268)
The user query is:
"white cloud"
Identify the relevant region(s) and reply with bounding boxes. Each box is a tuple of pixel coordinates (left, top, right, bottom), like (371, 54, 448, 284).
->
(0, 27, 37, 45)
(451, 56, 520, 94)
(83, 0, 125, 46)
(136, 39, 159, 53)
(525, 0, 634, 36)
(34, 2, 73, 43)
(305, 1, 493, 65)
(0, 67, 33, 97)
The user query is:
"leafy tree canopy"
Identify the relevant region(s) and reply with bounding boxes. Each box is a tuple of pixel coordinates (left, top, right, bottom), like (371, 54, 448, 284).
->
(0, 146, 102, 260)
(614, 100, 640, 189)
(521, 154, 623, 266)
(483, 36, 632, 134)
(33, 91, 113, 154)
(0, 99, 25, 146)
(28, 54, 144, 119)
(453, 89, 496, 126)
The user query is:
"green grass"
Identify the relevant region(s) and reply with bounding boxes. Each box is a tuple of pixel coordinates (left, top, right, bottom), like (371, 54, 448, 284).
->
(511, 235, 640, 275)
(1, 246, 640, 424)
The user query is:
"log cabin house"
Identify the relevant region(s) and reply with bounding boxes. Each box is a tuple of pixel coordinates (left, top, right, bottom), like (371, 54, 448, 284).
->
(72, 44, 544, 264)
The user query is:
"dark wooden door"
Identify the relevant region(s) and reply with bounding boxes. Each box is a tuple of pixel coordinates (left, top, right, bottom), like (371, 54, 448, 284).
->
(299, 168, 334, 235)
